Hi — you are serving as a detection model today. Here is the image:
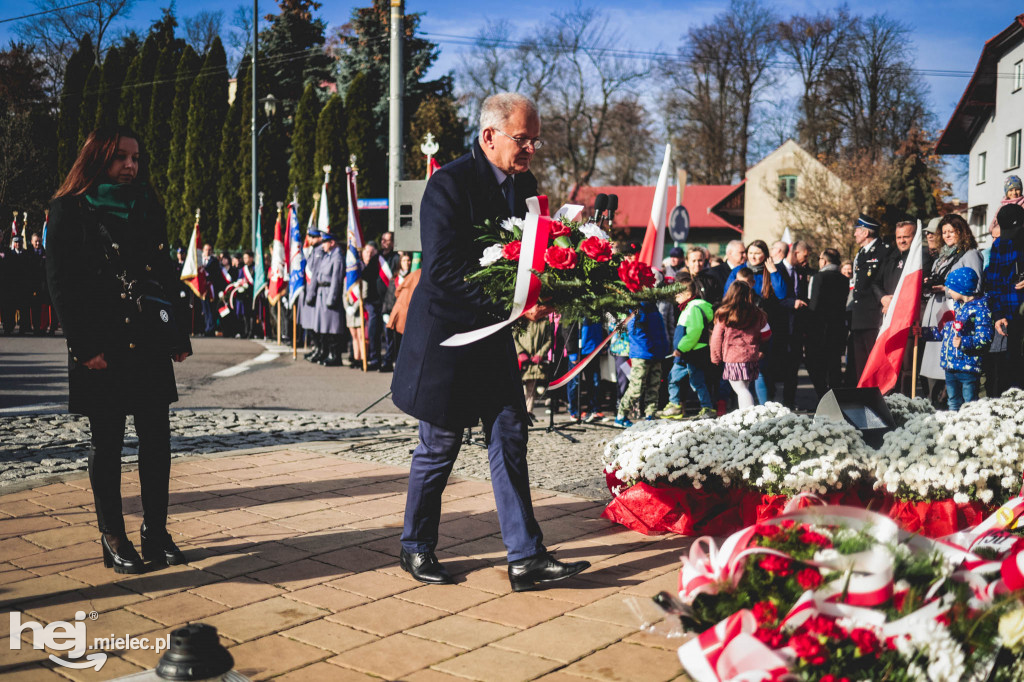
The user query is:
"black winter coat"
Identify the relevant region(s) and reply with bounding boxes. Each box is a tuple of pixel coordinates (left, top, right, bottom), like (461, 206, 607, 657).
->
(45, 190, 192, 417)
(391, 142, 537, 429)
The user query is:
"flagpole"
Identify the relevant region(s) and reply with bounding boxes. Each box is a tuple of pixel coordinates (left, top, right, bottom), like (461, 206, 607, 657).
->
(359, 295, 367, 372)
(292, 308, 297, 360)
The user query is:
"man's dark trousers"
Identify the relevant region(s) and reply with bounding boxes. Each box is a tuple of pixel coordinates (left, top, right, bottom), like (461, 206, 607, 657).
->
(364, 300, 383, 367)
(401, 403, 544, 562)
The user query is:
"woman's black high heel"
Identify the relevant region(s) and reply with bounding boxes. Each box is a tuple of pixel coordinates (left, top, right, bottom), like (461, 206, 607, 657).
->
(101, 534, 144, 574)
(140, 523, 186, 566)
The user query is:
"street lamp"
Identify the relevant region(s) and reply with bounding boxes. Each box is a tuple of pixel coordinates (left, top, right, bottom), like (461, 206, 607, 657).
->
(257, 94, 277, 137)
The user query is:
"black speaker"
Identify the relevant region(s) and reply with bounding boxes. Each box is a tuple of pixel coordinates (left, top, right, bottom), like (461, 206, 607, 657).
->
(813, 387, 895, 449)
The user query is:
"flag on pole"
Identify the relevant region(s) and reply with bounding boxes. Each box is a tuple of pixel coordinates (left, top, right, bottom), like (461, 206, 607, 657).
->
(345, 166, 365, 303)
(180, 212, 208, 299)
(857, 223, 924, 394)
(267, 206, 288, 304)
(426, 157, 440, 179)
(638, 143, 672, 269)
(378, 252, 392, 288)
(252, 213, 267, 299)
(318, 167, 331, 235)
(41, 211, 48, 249)
(287, 201, 305, 307)
(781, 227, 793, 245)
(21, 212, 27, 243)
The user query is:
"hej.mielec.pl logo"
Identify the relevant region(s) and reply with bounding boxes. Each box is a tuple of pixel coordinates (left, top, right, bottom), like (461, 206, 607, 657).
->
(8, 610, 108, 671)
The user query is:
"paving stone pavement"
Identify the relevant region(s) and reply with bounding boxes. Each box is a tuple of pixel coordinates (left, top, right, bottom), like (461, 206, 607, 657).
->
(1, 409, 622, 500)
(0, 446, 694, 681)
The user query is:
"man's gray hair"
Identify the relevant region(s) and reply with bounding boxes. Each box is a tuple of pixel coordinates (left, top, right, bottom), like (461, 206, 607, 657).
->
(725, 239, 744, 256)
(479, 93, 538, 137)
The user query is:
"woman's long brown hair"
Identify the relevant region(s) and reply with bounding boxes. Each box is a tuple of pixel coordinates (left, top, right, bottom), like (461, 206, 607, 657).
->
(715, 280, 761, 330)
(938, 213, 978, 251)
(53, 125, 147, 199)
(746, 239, 775, 300)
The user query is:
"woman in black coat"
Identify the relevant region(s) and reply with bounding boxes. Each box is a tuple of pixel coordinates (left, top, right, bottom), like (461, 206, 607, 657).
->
(46, 126, 192, 574)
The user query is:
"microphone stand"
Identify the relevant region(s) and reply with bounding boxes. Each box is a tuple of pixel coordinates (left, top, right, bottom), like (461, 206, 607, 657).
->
(532, 319, 584, 442)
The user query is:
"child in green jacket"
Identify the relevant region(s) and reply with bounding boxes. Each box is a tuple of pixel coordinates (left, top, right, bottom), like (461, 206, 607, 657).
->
(660, 274, 715, 419)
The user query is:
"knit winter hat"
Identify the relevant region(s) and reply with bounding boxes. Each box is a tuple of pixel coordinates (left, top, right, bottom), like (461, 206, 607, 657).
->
(1005, 175, 1023, 195)
(945, 267, 979, 296)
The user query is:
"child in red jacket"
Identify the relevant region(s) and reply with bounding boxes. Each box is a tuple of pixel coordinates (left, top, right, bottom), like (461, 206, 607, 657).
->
(710, 281, 771, 410)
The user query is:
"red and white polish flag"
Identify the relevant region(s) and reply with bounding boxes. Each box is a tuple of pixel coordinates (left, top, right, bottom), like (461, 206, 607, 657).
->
(858, 223, 924, 394)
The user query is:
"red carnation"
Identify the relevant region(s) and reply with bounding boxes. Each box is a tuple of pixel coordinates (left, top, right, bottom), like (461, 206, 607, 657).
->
(503, 241, 522, 260)
(754, 626, 784, 648)
(799, 529, 833, 548)
(893, 591, 907, 611)
(803, 615, 844, 639)
(549, 220, 572, 238)
(781, 520, 796, 529)
(850, 628, 880, 656)
(795, 568, 823, 590)
(820, 676, 851, 682)
(754, 523, 781, 537)
(752, 601, 778, 626)
(617, 260, 656, 292)
(580, 236, 613, 262)
(545, 245, 578, 270)
(788, 633, 828, 665)
(758, 555, 792, 576)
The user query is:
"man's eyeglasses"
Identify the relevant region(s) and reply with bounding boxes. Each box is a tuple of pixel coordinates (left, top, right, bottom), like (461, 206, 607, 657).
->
(495, 129, 544, 150)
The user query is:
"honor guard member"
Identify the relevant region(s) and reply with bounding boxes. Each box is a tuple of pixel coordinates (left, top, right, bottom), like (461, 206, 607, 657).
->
(848, 214, 892, 384)
(301, 229, 324, 361)
(313, 232, 345, 366)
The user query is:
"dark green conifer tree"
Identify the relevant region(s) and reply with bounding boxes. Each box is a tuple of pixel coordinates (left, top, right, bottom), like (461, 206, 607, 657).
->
(218, 59, 250, 250)
(344, 73, 380, 199)
(315, 93, 348, 233)
(165, 45, 202, 244)
(77, 63, 100, 147)
(288, 83, 321, 209)
(93, 46, 125, 129)
(259, 0, 334, 122)
(147, 38, 186, 197)
(57, 35, 95, 178)
(124, 35, 160, 133)
(183, 38, 230, 246)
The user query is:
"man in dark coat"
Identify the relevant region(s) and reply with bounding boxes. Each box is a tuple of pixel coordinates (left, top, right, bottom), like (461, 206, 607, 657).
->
(847, 214, 892, 385)
(807, 247, 850, 396)
(6, 235, 32, 334)
(391, 93, 589, 591)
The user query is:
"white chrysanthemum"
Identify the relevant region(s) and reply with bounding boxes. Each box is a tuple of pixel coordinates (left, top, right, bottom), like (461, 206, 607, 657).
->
(478, 243, 504, 266)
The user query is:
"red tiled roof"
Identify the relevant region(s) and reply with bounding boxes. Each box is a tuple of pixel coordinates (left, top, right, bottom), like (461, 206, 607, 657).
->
(573, 184, 742, 232)
(936, 14, 1024, 154)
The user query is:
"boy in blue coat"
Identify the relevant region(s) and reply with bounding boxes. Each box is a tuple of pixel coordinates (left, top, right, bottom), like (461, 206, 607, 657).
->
(917, 268, 993, 411)
(616, 302, 669, 427)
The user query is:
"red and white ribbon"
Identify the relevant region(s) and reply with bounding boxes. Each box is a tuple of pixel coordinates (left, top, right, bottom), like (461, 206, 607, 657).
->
(678, 610, 791, 682)
(441, 196, 551, 347)
(548, 314, 634, 391)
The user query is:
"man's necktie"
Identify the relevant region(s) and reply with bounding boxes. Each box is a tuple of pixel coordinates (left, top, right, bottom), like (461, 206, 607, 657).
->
(501, 175, 515, 216)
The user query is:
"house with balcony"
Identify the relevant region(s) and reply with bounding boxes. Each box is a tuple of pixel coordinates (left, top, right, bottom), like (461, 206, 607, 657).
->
(936, 13, 1024, 241)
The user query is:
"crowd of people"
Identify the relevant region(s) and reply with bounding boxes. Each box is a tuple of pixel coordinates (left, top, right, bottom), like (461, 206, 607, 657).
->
(514, 182, 1024, 425)
(0, 231, 58, 335)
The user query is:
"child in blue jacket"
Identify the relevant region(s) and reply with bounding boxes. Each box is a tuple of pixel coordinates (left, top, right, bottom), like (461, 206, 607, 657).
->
(917, 268, 993, 411)
(616, 302, 669, 427)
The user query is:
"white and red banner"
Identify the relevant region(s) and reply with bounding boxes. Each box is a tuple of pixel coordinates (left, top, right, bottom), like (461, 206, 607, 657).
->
(317, 167, 331, 236)
(267, 207, 288, 305)
(441, 196, 552, 347)
(426, 157, 440, 179)
(345, 166, 366, 304)
(180, 218, 208, 299)
(638, 143, 672, 269)
(378, 254, 392, 288)
(858, 223, 924, 394)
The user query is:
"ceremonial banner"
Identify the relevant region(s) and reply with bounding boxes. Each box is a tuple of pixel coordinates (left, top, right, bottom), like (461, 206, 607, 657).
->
(638, 143, 672, 268)
(267, 206, 288, 304)
(180, 218, 208, 299)
(858, 223, 924, 394)
(252, 216, 266, 299)
(345, 166, 365, 303)
(287, 202, 305, 307)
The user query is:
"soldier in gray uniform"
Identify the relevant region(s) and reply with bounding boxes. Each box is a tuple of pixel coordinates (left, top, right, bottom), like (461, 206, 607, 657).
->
(301, 230, 324, 362)
(314, 232, 345, 366)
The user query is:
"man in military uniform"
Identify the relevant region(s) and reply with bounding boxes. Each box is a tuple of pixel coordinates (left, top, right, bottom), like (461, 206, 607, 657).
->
(301, 230, 324, 361)
(27, 232, 49, 334)
(313, 232, 345, 366)
(847, 214, 892, 385)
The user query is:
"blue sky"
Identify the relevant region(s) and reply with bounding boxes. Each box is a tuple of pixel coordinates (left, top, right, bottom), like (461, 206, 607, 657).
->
(0, 0, 1017, 192)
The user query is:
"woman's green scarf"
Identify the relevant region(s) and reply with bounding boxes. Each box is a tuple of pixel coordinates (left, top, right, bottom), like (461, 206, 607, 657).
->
(85, 183, 140, 220)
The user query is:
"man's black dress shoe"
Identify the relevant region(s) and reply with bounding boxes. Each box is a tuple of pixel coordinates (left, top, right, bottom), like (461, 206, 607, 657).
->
(508, 552, 590, 592)
(140, 523, 187, 566)
(400, 549, 454, 584)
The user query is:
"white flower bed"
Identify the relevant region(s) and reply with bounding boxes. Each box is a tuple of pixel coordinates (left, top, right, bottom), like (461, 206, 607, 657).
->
(604, 390, 1024, 504)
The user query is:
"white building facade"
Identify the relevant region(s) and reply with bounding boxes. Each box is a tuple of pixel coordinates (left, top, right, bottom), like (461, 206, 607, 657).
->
(938, 15, 1024, 244)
